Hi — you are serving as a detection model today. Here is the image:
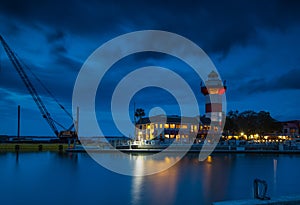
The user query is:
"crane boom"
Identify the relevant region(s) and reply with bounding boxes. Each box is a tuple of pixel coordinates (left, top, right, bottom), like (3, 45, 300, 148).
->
(0, 35, 59, 137)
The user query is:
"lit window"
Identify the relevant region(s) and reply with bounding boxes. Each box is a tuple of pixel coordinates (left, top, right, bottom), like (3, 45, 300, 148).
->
(147, 124, 150, 129)
(159, 124, 163, 128)
(170, 135, 175, 138)
(176, 124, 180, 129)
(164, 134, 170, 138)
(155, 124, 158, 128)
(164, 124, 169, 128)
(181, 124, 188, 129)
(170, 124, 175, 129)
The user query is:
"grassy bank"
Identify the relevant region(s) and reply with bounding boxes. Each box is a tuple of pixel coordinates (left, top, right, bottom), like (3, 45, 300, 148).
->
(0, 143, 69, 152)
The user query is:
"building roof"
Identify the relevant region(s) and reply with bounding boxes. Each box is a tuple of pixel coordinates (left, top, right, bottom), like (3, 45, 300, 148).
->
(208, 71, 219, 78)
(136, 115, 200, 125)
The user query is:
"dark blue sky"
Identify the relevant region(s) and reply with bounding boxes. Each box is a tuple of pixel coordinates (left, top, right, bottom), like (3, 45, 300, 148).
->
(0, 0, 299, 136)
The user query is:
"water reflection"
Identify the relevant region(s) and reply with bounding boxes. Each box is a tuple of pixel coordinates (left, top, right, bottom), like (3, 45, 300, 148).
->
(131, 156, 144, 205)
(273, 158, 277, 194)
(128, 153, 238, 204)
(130, 154, 181, 205)
(1, 152, 300, 205)
(16, 150, 19, 163)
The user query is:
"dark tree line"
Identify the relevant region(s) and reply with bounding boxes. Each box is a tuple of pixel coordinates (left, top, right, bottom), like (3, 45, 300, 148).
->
(224, 110, 282, 138)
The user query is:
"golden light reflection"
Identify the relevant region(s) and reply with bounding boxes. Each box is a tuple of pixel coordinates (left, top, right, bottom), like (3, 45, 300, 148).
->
(207, 155, 212, 163)
(150, 158, 179, 205)
(165, 157, 171, 163)
(130, 155, 181, 205)
(273, 158, 277, 194)
(131, 156, 144, 205)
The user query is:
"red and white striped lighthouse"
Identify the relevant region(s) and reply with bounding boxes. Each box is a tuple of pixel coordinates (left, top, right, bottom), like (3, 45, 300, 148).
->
(201, 71, 226, 124)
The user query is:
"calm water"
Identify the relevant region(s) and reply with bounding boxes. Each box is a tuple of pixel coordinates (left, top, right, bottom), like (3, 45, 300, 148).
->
(1, 152, 300, 205)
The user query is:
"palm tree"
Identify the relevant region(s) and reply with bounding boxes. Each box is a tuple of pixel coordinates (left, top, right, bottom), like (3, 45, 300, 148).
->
(135, 108, 145, 123)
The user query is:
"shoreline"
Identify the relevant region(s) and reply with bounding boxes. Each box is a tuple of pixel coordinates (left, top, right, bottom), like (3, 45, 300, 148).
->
(67, 148, 300, 154)
(0, 143, 68, 152)
(1, 142, 300, 154)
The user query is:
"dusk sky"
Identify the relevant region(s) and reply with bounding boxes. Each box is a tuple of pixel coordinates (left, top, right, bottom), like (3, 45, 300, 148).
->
(0, 0, 299, 136)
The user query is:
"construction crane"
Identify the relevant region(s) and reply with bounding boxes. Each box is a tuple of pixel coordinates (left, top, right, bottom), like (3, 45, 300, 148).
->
(0, 35, 77, 140)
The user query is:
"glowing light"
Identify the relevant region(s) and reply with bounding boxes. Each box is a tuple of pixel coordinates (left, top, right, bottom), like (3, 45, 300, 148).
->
(181, 124, 188, 129)
(207, 156, 212, 163)
(164, 157, 171, 163)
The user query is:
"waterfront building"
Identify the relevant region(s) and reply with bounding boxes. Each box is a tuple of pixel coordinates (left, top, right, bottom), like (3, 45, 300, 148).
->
(282, 120, 300, 138)
(134, 71, 227, 143)
(135, 115, 200, 143)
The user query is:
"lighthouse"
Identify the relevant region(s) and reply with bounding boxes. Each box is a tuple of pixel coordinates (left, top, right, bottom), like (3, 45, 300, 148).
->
(201, 71, 226, 126)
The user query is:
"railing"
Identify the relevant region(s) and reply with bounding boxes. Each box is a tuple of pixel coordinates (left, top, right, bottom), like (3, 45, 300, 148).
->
(253, 179, 270, 200)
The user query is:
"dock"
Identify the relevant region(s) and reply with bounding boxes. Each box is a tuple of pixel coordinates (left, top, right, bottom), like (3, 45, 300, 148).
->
(0, 143, 68, 152)
(65, 144, 300, 154)
(67, 148, 300, 154)
(213, 195, 300, 205)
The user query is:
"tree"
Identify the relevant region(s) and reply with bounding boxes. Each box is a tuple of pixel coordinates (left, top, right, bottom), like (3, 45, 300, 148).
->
(224, 110, 239, 136)
(238, 110, 258, 137)
(224, 110, 282, 138)
(256, 111, 282, 137)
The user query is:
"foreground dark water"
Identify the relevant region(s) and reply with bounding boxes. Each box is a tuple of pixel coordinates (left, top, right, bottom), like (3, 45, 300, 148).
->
(1, 152, 300, 205)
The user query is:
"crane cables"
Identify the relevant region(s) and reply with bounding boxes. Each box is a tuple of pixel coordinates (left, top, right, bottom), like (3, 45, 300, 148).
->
(17, 55, 73, 120)
(0, 48, 2, 73)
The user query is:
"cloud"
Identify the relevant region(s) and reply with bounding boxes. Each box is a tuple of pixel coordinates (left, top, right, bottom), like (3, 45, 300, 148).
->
(239, 68, 300, 94)
(1, 0, 300, 134)
(46, 30, 65, 43)
(1, 0, 300, 55)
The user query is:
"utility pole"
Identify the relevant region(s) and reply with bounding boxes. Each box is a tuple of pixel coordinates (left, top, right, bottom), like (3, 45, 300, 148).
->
(76, 106, 79, 138)
(17, 105, 21, 139)
(133, 102, 136, 125)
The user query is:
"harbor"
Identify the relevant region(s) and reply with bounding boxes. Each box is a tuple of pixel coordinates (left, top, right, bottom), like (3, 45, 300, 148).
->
(2, 140, 300, 154)
(1, 1, 300, 204)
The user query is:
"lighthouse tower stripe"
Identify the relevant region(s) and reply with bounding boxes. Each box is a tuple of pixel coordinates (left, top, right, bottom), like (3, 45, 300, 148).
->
(205, 94, 222, 104)
(205, 94, 222, 113)
(205, 103, 222, 113)
(201, 71, 226, 123)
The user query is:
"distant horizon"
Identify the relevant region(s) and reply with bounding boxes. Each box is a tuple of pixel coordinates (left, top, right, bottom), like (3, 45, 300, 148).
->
(1, 110, 298, 138)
